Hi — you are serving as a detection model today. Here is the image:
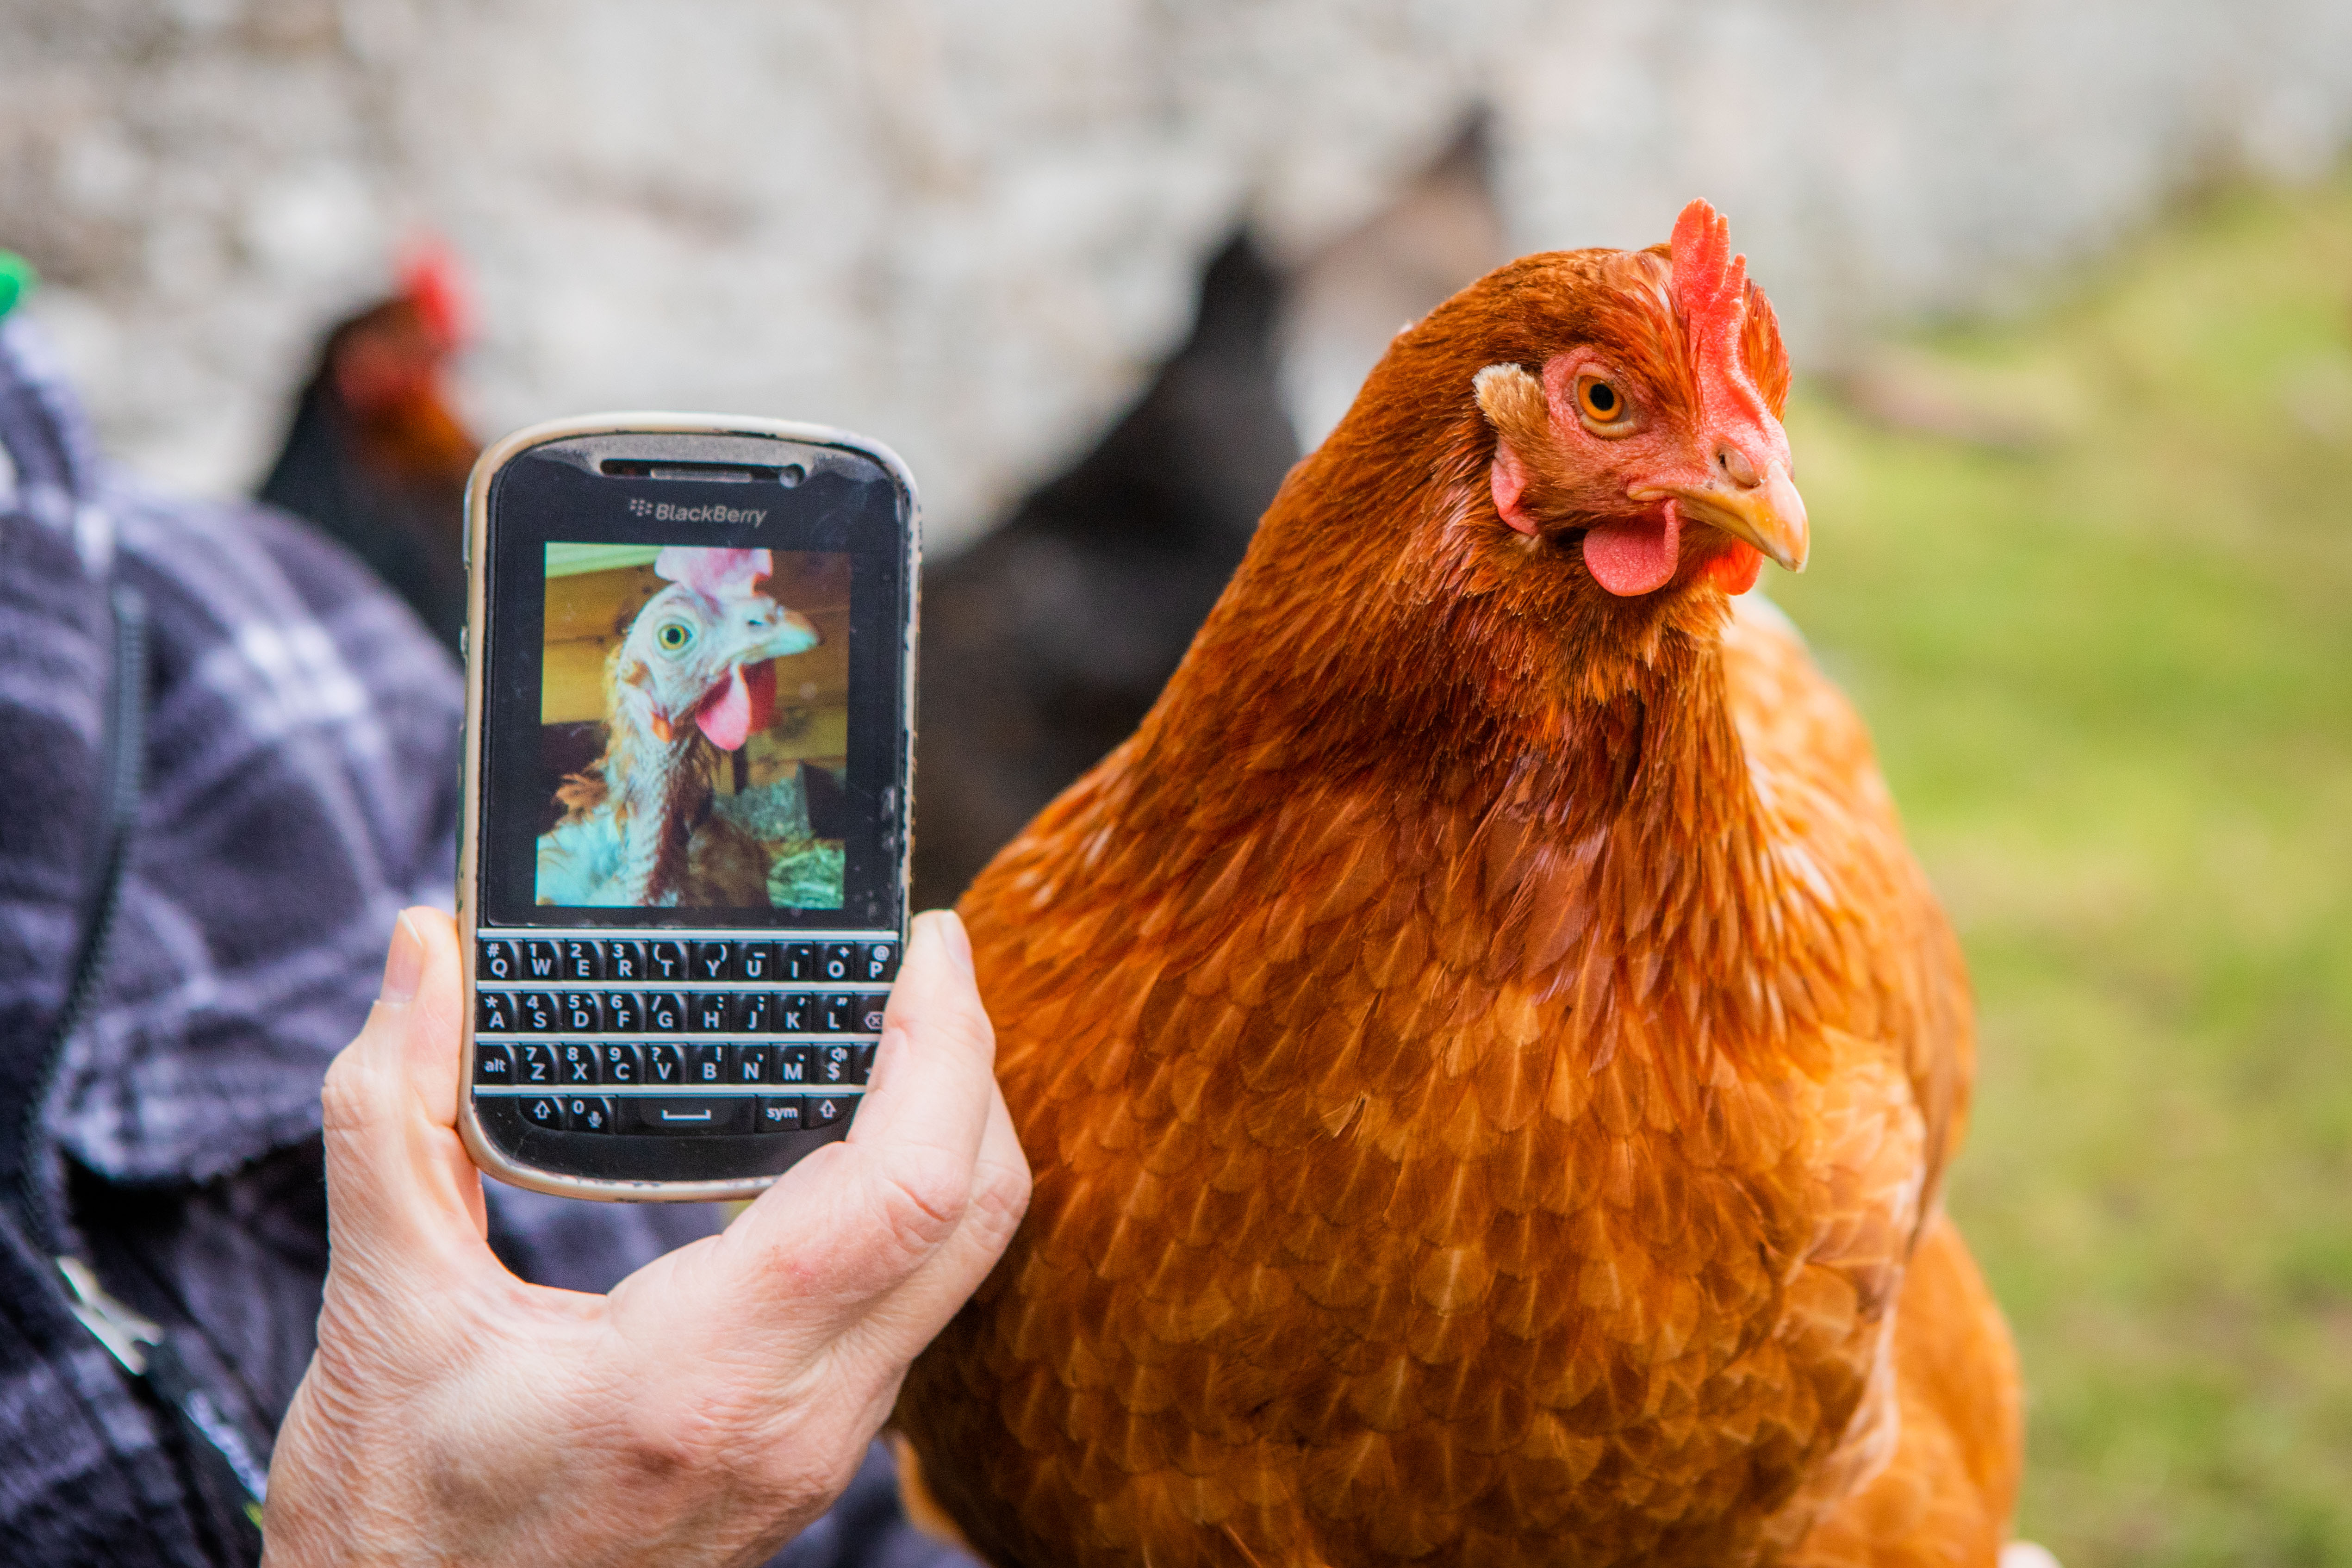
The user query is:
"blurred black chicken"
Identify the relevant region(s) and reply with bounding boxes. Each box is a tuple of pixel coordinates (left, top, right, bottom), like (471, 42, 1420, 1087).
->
(257, 245, 479, 654)
(912, 233, 1300, 908)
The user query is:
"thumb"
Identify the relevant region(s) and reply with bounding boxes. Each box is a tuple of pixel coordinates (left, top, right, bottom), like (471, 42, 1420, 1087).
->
(317, 907, 498, 1296)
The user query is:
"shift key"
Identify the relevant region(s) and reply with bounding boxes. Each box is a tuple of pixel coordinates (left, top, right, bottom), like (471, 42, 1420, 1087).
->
(626, 1096, 752, 1136)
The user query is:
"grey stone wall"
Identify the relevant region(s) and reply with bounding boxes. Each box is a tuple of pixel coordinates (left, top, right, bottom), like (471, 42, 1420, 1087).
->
(4, 0, 2346, 550)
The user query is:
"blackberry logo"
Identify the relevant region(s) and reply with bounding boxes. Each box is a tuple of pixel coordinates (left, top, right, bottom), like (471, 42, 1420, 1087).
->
(625, 498, 768, 524)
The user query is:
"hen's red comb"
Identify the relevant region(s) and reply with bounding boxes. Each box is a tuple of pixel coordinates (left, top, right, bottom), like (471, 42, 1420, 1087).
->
(1669, 199, 1749, 389)
(655, 546, 772, 599)
(397, 235, 473, 352)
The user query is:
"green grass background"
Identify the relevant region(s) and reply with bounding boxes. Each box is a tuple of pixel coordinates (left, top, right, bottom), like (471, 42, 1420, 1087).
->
(1770, 172, 2352, 1566)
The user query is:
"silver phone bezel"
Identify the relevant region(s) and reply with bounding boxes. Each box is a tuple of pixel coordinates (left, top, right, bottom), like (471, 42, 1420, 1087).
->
(454, 413, 919, 1201)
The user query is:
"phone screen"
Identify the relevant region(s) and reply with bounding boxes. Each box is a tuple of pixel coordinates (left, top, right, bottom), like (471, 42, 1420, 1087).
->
(475, 442, 910, 935)
(535, 543, 852, 911)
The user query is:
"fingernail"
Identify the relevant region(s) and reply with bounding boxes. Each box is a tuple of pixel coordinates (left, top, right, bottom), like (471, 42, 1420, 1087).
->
(379, 911, 425, 1005)
(930, 909, 976, 981)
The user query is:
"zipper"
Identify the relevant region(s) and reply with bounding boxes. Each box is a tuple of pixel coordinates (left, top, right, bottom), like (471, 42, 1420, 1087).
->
(56, 1252, 162, 1373)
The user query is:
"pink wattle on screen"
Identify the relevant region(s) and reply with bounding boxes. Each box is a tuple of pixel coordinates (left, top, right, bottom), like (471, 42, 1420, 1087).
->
(694, 660, 776, 751)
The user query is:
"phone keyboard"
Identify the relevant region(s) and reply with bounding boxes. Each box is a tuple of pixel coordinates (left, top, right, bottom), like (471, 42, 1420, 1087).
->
(470, 936, 896, 1137)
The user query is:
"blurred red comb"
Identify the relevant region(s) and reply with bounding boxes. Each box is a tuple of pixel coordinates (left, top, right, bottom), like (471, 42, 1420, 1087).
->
(655, 546, 773, 598)
(397, 234, 473, 352)
(1669, 198, 1754, 397)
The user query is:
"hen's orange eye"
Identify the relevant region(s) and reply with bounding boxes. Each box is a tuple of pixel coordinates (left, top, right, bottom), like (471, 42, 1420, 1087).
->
(1577, 376, 1626, 423)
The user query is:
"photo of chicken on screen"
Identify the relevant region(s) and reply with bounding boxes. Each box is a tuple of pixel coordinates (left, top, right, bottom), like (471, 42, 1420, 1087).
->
(533, 544, 850, 909)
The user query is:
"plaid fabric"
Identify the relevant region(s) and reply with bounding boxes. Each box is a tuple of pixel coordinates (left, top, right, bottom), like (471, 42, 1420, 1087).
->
(0, 317, 961, 1566)
(0, 311, 722, 1562)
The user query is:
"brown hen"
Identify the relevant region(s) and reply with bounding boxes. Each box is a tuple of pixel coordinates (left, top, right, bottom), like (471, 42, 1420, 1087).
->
(258, 242, 479, 653)
(897, 200, 2023, 1568)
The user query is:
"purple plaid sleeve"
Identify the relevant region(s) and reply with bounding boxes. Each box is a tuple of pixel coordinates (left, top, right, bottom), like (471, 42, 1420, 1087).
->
(0, 315, 961, 1568)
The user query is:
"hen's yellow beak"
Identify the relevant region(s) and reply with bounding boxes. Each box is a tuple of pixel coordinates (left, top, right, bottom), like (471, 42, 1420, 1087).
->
(1635, 461, 1810, 573)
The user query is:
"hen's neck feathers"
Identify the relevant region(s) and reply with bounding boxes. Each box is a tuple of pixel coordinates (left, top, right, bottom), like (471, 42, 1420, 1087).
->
(1058, 282, 1808, 1061)
(596, 671, 715, 906)
(1147, 364, 1764, 853)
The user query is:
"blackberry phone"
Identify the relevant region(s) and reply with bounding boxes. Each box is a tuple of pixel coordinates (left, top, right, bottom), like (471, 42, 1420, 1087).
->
(456, 415, 917, 1200)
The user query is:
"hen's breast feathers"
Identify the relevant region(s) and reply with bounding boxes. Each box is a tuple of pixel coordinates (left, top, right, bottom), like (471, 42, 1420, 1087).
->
(1718, 591, 1974, 1209)
(914, 591, 1977, 1568)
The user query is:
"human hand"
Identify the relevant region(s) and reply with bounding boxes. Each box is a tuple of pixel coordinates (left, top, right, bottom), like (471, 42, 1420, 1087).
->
(261, 908, 1029, 1568)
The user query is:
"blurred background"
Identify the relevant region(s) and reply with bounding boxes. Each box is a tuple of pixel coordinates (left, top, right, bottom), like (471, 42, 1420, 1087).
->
(6, 2, 2351, 1562)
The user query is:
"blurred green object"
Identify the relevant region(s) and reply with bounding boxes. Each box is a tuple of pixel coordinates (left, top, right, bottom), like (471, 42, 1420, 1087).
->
(1775, 168, 2352, 1568)
(0, 251, 33, 317)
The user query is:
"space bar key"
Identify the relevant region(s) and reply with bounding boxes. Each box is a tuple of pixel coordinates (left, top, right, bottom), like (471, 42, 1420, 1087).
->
(623, 1096, 753, 1136)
